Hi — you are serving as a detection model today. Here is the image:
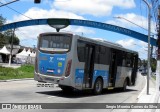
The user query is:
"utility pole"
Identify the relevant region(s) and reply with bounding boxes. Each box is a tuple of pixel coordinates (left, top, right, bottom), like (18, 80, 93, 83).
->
(8, 28, 15, 66)
(156, 5, 160, 92)
(142, 0, 151, 95)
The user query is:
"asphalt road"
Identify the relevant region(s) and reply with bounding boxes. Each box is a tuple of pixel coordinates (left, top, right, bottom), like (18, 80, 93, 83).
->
(0, 73, 145, 112)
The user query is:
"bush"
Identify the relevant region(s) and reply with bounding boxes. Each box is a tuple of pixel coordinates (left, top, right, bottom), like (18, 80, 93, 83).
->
(0, 65, 34, 80)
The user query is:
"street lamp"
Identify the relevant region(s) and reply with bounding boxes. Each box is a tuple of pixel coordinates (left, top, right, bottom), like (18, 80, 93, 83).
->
(113, 16, 155, 35)
(114, 16, 148, 32)
(142, 0, 151, 95)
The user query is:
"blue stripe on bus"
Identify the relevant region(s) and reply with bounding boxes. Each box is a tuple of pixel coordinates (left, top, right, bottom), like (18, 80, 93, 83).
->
(75, 69, 109, 86)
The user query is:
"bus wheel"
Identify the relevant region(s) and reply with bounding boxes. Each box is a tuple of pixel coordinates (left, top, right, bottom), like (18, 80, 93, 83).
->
(122, 79, 127, 91)
(93, 78, 103, 95)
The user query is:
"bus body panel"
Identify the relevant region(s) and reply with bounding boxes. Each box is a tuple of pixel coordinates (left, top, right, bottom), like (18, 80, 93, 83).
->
(38, 53, 66, 76)
(115, 67, 131, 88)
(74, 67, 109, 90)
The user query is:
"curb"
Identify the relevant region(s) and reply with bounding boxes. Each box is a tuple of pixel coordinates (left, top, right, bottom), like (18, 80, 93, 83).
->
(152, 93, 160, 112)
(150, 76, 159, 104)
(0, 78, 34, 82)
(135, 76, 159, 112)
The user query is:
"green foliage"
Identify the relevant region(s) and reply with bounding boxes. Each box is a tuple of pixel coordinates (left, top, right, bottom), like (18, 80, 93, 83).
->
(151, 58, 157, 72)
(142, 58, 157, 72)
(152, 75, 156, 80)
(0, 65, 34, 80)
(0, 33, 7, 48)
(4, 30, 20, 45)
(8, 36, 20, 45)
(17, 64, 34, 72)
(0, 14, 6, 26)
(0, 15, 20, 47)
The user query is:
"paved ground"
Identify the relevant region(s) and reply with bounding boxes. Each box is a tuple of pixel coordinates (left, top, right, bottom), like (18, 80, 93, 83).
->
(0, 73, 145, 112)
(0, 63, 21, 68)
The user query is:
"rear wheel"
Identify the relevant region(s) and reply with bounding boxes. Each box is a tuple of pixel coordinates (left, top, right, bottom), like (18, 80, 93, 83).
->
(93, 78, 103, 95)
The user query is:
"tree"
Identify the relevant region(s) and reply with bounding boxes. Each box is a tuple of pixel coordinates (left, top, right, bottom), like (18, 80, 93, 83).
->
(4, 30, 20, 45)
(0, 15, 20, 47)
(0, 15, 6, 26)
(0, 15, 7, 47)
(151, 58, 157, 72)
(0, 33, 7, 48)
(142, 59, 157, 72)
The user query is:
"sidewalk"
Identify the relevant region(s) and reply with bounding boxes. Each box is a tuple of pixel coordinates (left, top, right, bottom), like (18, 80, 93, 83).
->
(0, 78, 34, 82)
(0, 63, 21, 68)
(131, 75, 160, 112)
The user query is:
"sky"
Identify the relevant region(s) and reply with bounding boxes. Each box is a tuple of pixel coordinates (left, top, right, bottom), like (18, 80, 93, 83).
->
(0, 0, 159, 59)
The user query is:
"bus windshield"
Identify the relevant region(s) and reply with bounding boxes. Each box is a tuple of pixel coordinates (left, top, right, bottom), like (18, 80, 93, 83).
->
(39, 34, 72, 53)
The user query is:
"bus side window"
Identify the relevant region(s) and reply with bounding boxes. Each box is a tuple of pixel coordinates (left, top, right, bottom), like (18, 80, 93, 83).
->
(117, 50, 123, 66)
(126, 53, 132, 67)
(95, 46, 110, 65)
(122, 52, 126, 67)
(100, 46, 105, 54)
(94, 46, 100, 64)
(77, 40, 85, 62)
(99, 46, 106, 64)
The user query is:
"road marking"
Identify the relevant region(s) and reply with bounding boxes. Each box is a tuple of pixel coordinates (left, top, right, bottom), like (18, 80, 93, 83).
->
(48, 96, 56, 98)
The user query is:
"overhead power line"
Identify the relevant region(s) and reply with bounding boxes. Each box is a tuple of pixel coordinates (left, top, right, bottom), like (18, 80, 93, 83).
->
(0, 1, 32, 20)
(0, 0, 19, 7)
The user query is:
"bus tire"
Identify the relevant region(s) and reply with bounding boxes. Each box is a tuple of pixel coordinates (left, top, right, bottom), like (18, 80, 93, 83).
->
(93, 78, 103, 95)
(122, 79, 127, 91)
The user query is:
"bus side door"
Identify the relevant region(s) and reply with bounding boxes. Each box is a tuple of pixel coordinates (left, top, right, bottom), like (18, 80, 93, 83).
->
(109, 50, 118, 87)
(84, 45, 95, 88)
(131, 54, 138, 85)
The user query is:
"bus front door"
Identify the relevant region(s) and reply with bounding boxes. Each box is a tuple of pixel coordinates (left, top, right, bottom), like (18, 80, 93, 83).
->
(109, 51, 117, 87)
(131, 55, 138, 85)
(84, 45, 95, 88)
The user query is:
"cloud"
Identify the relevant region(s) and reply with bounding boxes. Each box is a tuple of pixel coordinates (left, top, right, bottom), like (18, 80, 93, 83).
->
(116, 39, 135, 48)
(106, 13, 156, 33)
(53, 0, 135, 16)
(11, 7, 84, 22)
(116, 39, 150, 59)
(116, 38, 148, 50)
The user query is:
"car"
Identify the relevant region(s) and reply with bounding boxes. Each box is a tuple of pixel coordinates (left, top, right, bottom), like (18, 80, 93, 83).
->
(141, 69, 147, 76)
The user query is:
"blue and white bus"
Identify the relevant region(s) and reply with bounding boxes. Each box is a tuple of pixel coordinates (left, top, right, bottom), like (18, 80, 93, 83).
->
(34, 32, 139, 94)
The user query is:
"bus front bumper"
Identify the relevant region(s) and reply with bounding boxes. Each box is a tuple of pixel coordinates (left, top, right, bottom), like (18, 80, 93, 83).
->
(34, 72, 65, 84)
